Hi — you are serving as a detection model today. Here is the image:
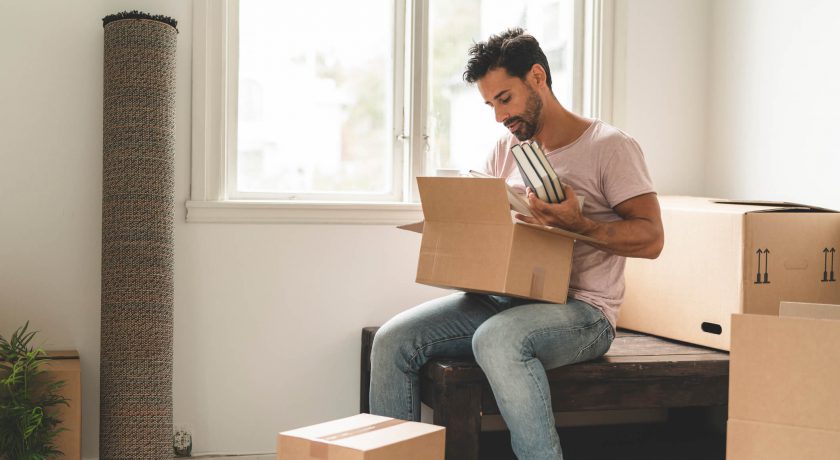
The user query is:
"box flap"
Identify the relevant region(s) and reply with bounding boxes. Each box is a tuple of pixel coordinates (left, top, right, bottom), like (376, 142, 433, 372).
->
(468, 170, 532, 216)
(397, 221, 424, 233)
(516, 221, 604, 245)
(417, 177, 512, 224)
(779, 301, 840, 320)
(714, 199, 838, 213)
(657, 196, 836, 215)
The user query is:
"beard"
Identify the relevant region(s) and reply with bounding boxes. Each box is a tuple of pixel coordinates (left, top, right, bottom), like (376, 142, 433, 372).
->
(505, 85, 543, 141)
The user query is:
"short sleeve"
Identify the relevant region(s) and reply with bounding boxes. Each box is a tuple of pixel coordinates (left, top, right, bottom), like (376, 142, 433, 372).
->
(481, 136, 506, 177)
(481, 148, 496, 176)
(601, 137, 655, 208)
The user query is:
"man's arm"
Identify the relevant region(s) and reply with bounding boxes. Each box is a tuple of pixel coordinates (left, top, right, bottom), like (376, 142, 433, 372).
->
(516, 185, 664, 259)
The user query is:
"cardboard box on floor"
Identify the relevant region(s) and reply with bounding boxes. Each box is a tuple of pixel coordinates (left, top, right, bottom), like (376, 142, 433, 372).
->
(277, 413, 445, 460)
(399, 177, 601, 304)
(44, 351, 81, 460)
(47, 351, 81, 460)
(726, 302, 840, 459)
(619, 196, 840, 350)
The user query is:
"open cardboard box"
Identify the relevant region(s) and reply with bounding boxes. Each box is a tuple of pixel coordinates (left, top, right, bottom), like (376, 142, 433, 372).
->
(277, 413, 444, 460)
(726, 302, 840, 459)
(399, 177, 601, 304)
(619, 196, 840, 350)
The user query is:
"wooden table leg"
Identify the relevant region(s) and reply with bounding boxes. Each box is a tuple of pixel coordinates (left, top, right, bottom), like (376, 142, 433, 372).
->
(360, 327, 379, 413)
(433, 383, 482, 460)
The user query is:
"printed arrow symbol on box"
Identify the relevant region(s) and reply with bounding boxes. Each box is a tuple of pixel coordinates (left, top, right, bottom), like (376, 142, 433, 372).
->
(824, 248, 830, 282)
(755, 249, 763, 284)
(763, 249, 770, 284)
(832, 248, 836, 282)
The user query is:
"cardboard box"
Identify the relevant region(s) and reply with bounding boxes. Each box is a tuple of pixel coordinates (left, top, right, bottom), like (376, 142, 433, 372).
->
(726, 303, 840, 459)
(42, 351, 81, 460)
(399, 177, 600, 304)
(619, 196, 840, 350)
(277, 413, 445, 460)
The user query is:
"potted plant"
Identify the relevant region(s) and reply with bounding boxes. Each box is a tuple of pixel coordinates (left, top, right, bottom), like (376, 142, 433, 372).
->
(0, 322, 69, 460)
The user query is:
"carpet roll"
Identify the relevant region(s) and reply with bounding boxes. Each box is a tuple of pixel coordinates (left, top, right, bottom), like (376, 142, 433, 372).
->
(100, 11, 177, 459)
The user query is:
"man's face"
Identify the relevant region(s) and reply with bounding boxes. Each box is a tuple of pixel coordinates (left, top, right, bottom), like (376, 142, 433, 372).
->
(477, 67, 543, 141)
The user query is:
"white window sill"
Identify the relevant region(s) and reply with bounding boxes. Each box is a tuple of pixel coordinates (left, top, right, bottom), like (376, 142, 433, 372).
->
(185, 200, 423, 225)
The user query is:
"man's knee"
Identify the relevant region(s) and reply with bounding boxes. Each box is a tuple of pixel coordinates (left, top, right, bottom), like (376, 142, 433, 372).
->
(472, 315, 527, 369)
(371, 321, 404, 354)
(371, 315, 419, 368)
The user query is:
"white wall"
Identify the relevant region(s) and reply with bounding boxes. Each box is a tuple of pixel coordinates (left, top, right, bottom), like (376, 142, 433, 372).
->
(172, 223, 443, 453)
(0, 2, 118, 458)
(613, 0, 711, 196)
(707, 0, 840, 208)
(0, 1, 708, 457)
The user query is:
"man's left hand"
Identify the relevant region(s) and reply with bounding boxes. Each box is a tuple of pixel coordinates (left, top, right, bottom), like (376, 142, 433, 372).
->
(515, 184, 594, 234)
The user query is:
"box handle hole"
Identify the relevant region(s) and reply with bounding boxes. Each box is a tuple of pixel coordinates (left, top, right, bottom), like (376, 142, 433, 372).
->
(701, 322, 722, 335)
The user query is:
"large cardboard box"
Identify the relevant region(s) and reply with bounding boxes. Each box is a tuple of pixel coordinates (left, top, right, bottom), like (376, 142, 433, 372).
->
(400, 177, 599, 304)
(43, 351, 81, 460)
(619, 196, 840, 350)
(726, 303, 840, 459)
(277, 413, 445, 460)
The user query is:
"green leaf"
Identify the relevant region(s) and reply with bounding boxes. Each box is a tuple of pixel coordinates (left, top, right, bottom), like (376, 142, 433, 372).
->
(0, 322, 68, 459)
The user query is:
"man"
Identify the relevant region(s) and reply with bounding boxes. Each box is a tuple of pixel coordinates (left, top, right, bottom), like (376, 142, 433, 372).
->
(370, 28, 663, 459)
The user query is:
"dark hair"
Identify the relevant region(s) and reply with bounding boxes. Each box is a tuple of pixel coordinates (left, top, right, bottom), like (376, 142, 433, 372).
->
(463, 28, 552, 90)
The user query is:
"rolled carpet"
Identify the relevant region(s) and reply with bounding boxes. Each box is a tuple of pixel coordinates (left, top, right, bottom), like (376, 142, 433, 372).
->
(100, 11, 177, 459)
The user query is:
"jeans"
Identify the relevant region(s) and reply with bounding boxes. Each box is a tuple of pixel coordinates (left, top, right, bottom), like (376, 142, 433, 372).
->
(369, 292, 615, 459)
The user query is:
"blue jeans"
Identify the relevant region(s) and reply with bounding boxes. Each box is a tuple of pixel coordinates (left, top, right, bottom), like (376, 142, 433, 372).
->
(369, 292, 615, 459)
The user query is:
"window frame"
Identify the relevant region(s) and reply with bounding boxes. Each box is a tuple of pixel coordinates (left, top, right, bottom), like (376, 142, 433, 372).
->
(187, 0, 615, 224)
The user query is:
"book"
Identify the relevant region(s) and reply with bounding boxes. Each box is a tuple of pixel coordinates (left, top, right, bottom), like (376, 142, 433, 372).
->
(529, 142, 566, 202)
(510, 143, 550, 202)
(520, 143, 561, 203)
(511, 141, 566, 204)
(468, 170, 532, 217)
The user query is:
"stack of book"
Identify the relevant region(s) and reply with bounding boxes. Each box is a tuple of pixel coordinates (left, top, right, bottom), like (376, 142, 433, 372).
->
(510, 141, 566, 204)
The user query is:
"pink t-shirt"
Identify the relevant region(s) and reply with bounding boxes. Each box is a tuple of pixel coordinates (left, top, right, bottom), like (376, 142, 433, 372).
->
(482, 119, 655, 329)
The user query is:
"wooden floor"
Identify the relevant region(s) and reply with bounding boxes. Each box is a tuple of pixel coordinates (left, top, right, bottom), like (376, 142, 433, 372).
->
(480, 420, 726, 460)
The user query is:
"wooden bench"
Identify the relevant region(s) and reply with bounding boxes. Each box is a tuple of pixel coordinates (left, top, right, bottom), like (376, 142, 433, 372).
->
(360, 326, 729, 460)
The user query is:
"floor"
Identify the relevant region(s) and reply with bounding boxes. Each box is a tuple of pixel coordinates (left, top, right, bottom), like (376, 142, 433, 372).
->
(198, 411, 726, 460)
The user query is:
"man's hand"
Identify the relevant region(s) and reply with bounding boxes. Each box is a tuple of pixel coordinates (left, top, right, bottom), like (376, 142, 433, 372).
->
(516, 187, 664, 259)
(515, 185, 594, 234)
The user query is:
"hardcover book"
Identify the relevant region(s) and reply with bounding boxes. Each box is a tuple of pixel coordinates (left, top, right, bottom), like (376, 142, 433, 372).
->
(511, 141, 566, 204)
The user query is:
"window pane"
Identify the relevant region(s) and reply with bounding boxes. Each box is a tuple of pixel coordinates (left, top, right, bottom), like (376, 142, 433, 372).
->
(428, 0, 575, 173)
(237, 1, 394, 197)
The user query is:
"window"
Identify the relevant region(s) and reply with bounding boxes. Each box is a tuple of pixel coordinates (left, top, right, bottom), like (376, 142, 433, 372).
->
(188, 0, 614, 223)
(426, 0, 578, 176)
(235, 0, 397, 201)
